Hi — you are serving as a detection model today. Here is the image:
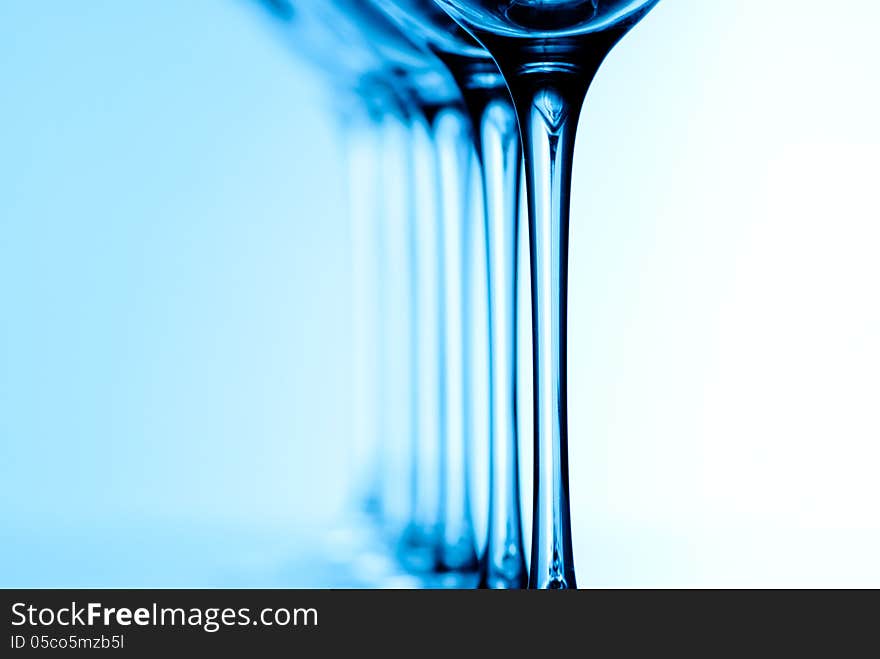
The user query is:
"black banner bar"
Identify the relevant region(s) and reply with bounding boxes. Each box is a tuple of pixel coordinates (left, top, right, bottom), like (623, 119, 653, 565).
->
(1, 589, 874, 655)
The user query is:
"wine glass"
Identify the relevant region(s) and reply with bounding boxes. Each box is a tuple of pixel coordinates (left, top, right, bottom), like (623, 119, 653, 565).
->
(371, 0, 529, 589)
(253, 0, 392, 527)
(326, 0, 485, 582)
(251, 0, 458, 582)
(434, 0, 662, 588)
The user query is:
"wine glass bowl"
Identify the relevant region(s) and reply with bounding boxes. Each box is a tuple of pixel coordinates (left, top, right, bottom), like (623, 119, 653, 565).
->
(373, 0, 485, 59)
(328, 0, 460, 107)
(436, 0, 659, 38)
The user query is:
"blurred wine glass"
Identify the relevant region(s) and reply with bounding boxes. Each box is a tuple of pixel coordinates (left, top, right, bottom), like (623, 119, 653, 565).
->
(372, 0, 529, 589)
(251, 0, 459, 585)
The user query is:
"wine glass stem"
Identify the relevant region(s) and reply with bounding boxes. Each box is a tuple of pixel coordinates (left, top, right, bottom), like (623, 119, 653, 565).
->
(517, 81, 586, 589)
(432, 105, 479, 574)
(373, 109, 407, 527)
(341, 108, 384, 521)
(468, 94, 527, 589)
(399, 108, 443, 570)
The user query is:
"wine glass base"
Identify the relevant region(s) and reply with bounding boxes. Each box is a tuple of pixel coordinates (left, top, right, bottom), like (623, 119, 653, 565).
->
(431, 547, 480, 588)
(425, 570, 480, 589)
(396, 523, 439, 574)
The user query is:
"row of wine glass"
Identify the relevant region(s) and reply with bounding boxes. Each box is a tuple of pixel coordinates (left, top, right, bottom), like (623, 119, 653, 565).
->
(253, 0, 661, 589)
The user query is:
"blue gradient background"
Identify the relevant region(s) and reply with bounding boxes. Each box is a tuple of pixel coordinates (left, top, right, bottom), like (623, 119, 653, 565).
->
(2, 0, 879, 587)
